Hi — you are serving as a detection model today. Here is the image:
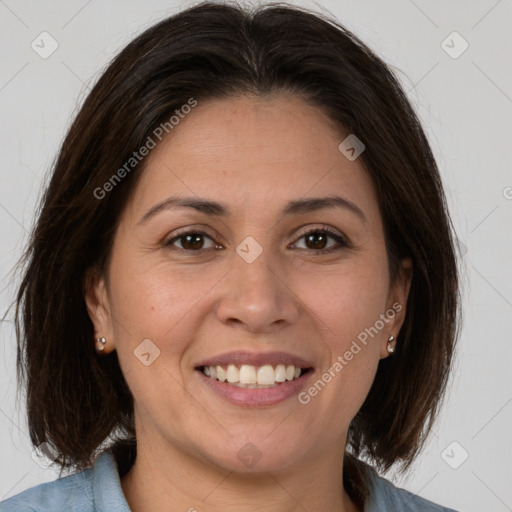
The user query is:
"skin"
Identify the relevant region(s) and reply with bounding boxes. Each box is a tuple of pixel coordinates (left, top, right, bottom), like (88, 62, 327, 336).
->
(86, 93, 412, 512)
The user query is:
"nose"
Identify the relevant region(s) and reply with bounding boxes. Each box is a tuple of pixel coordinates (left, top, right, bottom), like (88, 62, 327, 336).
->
(214, 250, 300, 334)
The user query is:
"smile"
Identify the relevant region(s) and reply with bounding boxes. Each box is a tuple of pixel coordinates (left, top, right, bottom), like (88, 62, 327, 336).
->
(201, 363, 307, 388)
(194, 350, 315, 406)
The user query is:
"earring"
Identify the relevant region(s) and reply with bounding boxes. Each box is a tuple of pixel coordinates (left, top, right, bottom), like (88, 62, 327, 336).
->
(96, 337, 107, 352)
(387, 335, 396, 353)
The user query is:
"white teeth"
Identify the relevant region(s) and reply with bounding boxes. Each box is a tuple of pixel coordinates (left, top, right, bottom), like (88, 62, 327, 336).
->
(239, 364, 257, 385)
(202, 363, 306, 387)
(257, 364, 275, 385)
(226, 364, 239, 383)
(216, 366, 227, 382)
(275, 364, 287, 382)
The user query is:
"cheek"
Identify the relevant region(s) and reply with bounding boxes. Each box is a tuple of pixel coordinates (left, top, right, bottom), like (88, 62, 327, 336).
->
(107, 253, 227, 373)
(295, 257, 389, 345)
(106, 262, 203, 428)
(294, 259, 387, 419)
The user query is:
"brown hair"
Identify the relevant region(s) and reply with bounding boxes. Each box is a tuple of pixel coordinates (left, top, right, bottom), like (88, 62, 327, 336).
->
(12, 0, 460, 486)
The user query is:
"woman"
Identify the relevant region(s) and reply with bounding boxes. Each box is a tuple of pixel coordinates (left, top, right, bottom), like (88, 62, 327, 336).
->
(1, 2, 461, 511)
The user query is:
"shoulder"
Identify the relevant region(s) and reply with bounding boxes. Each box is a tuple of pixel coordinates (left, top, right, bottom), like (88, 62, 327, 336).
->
(363, 464, 461, 512)
(0, 451, 130, 512)
(0, 467, 94, 512)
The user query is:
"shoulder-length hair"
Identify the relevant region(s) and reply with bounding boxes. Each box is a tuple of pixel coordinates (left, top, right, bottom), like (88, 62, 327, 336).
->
(13, 0, 460, 483)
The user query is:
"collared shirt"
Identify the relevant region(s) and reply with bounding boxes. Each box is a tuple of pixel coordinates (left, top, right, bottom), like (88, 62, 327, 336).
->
(0, 451, 460, 511)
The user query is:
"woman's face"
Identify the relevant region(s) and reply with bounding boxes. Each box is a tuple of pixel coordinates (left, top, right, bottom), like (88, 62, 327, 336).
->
(86, 93, 411, 473)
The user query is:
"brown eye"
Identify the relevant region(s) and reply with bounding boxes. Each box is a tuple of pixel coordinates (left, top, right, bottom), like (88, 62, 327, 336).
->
(304, 232, 329, 250)
(166, 231, 218, 251)
(180, 234, 205, 250)
(291, 228, 347, 254)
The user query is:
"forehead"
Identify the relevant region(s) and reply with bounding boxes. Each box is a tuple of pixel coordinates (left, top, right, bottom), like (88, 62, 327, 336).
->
(127, 94, 380, 224)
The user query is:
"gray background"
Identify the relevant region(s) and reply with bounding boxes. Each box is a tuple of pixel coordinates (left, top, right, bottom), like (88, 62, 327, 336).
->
(1, 1, 511, 510)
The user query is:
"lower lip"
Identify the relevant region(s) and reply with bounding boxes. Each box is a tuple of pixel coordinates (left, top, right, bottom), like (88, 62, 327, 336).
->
(196, 369, 314, 407)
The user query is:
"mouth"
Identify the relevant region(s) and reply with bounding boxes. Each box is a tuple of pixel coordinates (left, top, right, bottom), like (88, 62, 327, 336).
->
(193, 351, 314, 406)
(197, 363, 312, 388)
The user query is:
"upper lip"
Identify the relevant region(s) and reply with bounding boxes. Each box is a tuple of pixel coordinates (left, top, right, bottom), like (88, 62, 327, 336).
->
(195, 350, 314, 369)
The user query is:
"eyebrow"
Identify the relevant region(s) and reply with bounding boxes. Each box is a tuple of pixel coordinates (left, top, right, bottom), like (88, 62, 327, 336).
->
(138, 195, 367, 225)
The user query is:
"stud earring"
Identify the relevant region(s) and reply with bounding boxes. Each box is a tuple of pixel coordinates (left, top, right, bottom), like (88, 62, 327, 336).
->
(96, 337, 107, 352)
(387, 335, 396, 353)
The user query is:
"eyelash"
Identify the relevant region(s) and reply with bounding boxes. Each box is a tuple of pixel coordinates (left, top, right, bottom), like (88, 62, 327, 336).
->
(164, 226, 348, 255)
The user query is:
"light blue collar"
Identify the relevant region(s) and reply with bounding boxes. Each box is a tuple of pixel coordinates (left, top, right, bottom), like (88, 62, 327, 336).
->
(92, 451, 131, 512)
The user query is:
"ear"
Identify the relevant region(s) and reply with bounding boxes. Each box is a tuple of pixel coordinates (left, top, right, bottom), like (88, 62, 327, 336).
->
(380, 257, 413, 359)
(84, 268, 115, 354)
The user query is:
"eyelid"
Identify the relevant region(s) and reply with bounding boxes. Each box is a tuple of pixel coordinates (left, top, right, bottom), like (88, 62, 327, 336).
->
(292, 223, 345, 240)
(164, 225, 222, 244)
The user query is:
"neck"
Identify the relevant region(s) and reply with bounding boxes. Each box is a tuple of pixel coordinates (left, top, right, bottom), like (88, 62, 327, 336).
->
(120, 439, 362, 512)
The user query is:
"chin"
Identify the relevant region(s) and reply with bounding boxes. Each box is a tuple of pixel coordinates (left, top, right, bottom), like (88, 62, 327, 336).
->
(196, 432, 308, 474)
